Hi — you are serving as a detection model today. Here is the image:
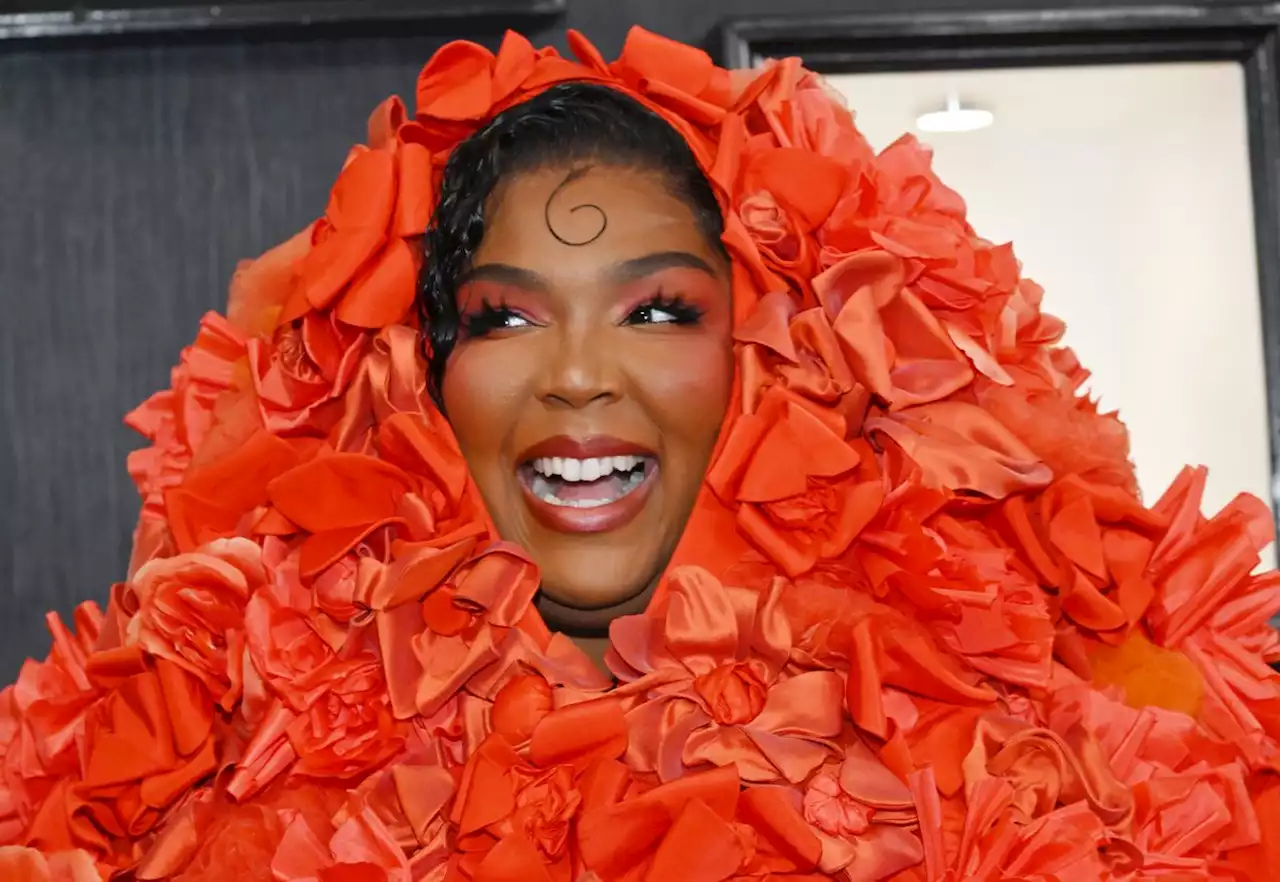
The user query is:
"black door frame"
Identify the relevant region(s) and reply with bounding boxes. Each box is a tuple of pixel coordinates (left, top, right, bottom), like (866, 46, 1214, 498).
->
(720, 5, 1280, 534)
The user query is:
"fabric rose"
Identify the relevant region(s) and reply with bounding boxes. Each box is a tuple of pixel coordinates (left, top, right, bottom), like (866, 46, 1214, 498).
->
(244, 540, 339, 711)
(1141, 466, 1280, 765)
(865, 401, 1052, 500)
(812, 249, 975, 410)
(247, 309, 369, 436)
(124, 313, 254, 523)
(287, 654, 404, 779)
(1045, 685, 1265, 869)
(961, 714, 1133, 828)
(376, 542, 539, 721)
(0, 603, 104, 842)
(230, 651, 404, 800)
(266, 412, 481, 581)
(269, 783, 416, 882)
(125, 537, 265, 711)
(775, 578, 995, 740)
(996, 473, 1168, 647)
(284, 96, 430, 330)
(0, 846, 102, 882)
(925, 514, 1056, 689)
(610, 568, 843, 783)
(707, 386, 884, 578)
(910, 768, 1115, 881)
(136, 781, 348, 882)
(735, 292, 869, 430)
(21, 652, 219, 862)
(801, 744, 925, 881)
(326, 747, 454, 871)
(330, 325, 439, 455)
(448, 700, 627, 878)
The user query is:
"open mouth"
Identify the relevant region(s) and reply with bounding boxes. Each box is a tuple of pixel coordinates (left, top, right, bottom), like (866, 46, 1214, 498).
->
(519, 455, 656, 509)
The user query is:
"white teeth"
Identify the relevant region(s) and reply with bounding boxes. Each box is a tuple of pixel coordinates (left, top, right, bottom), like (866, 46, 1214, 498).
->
(531, 455, 644, 481)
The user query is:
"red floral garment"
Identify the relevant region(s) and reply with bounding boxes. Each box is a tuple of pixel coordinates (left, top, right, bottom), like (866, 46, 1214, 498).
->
(2, 26, 1279, 882)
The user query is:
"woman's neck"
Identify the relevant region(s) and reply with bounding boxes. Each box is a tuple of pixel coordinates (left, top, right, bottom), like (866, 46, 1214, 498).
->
(533, 578, 658, 677)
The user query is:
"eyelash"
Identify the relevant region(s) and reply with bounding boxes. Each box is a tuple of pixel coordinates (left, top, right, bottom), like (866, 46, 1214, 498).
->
(623, 293, 704, 327)
(459, 293, 704, 339)
(459, 301, 526, 338)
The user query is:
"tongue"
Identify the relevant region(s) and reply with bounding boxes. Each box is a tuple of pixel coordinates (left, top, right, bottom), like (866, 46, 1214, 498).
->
(551, 474, 629, 503)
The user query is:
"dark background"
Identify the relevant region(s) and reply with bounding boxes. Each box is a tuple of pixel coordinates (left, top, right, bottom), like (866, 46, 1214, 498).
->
(0, 0, 1266, 678)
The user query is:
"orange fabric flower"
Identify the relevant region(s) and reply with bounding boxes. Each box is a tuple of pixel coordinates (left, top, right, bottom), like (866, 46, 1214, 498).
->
(735, 292, 869, 430)
(1143, 466, 1280, 765)
(800, 745, 925, 881)
(126, 537, 265, 711)
(22, 653, 219, 862)
(124, 313, 255, 523)
(708, 387, 883, 577)
(248, 311, 369, 436)
(0, 604, 104, 842)
(0, 846, 102, 882)
(285, 654, 405, 780)
(611, 569, 843, 784)
(244, 541, 338, 711)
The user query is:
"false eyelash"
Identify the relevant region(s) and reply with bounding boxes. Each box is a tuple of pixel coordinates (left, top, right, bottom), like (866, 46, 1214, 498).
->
(460, 300, 521, 338)
(626, 292, 705, 326)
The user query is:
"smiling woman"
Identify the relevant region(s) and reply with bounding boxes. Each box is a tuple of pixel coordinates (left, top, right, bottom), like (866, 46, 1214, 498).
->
(422, 84, 734, 632)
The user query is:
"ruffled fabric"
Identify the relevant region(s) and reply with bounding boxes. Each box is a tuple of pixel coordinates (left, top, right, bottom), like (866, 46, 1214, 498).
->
(1, 25, 1277, 882)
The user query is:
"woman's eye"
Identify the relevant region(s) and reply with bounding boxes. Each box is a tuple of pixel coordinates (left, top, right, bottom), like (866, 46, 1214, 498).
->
(492, 311, 532, 329)
(461, 305, 534, 338)
(631, 304, 680, 324)
(624, 296, 703, 327)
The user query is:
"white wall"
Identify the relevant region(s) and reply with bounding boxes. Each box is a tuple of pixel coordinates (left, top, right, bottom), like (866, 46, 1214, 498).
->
(828, 64, 1272, 552)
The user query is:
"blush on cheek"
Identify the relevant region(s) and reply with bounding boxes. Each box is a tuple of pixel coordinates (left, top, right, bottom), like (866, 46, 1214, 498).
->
(643, 338, 735, 431)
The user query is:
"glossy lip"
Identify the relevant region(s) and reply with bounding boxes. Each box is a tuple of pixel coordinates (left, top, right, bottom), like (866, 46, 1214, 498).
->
(516, 435, 659, 534)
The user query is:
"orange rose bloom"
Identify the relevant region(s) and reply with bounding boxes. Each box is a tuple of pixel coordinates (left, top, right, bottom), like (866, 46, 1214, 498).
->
(286, 654, 403, 780)
(127, 537, 265, 711)
(0, 846, 101, 882)
(248, 310, 368, 437)
(708, 388, 883, 577)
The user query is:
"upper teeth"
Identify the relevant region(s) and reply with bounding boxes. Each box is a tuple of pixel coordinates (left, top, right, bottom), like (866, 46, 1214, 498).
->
(531, 455, 644, 482)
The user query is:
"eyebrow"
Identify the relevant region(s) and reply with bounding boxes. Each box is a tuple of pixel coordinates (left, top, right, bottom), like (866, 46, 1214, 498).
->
(606, 251, 721, 284)
(459, 263, 550, 291)
(460, 250, 720, 292)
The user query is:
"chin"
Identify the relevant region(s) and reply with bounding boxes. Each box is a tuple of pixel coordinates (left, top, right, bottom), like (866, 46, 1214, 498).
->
(538, 569, 654, 611)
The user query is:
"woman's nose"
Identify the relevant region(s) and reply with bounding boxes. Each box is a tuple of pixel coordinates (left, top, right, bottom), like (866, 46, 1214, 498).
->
(536, 327, 622, 410)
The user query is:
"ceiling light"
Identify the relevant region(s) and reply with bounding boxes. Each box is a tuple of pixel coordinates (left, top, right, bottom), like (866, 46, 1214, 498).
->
(916, 93, 994, 134)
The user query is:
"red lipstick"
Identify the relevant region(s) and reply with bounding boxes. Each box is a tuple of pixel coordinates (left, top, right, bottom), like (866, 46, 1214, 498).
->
(518, 435, 655, 462)
(517, 435, 658, 534)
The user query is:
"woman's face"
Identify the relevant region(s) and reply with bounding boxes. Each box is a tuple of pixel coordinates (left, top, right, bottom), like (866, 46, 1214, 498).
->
(441, 163, 733, 628)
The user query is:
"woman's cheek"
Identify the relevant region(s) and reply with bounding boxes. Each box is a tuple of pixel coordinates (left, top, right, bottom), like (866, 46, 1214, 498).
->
(442, 344, 517, 446)
(634, 335, 734, 435)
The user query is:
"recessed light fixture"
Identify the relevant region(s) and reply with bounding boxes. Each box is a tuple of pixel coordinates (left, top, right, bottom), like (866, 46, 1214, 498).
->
(916, 92, 994, 133)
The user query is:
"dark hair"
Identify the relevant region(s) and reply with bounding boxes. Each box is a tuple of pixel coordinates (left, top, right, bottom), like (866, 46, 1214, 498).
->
(416, 82, 727, 406)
